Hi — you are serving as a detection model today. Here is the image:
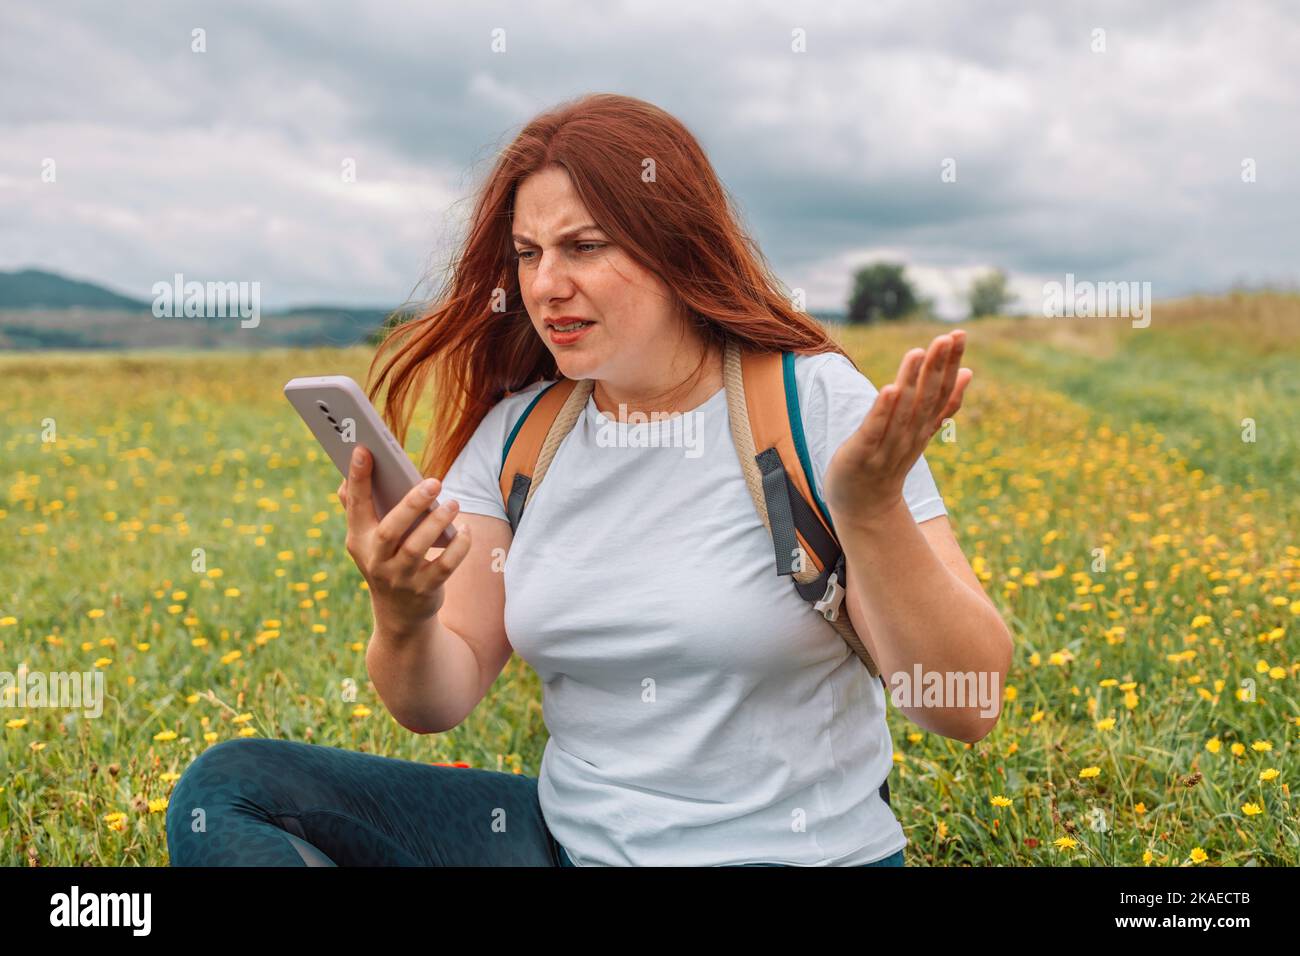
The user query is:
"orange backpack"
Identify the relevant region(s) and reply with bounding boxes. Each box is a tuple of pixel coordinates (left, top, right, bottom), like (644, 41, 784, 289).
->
(496, 337, 884, 681)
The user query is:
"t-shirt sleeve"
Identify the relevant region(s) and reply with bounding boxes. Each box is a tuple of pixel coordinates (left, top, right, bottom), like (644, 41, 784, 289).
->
(798, 351, 948, 526)
(436, 382, 553, 524)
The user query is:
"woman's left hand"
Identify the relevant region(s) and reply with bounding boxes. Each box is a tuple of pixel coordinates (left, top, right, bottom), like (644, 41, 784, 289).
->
(823, 329, 972, 528)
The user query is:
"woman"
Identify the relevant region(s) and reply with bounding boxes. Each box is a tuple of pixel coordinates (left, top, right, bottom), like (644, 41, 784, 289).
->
(166, 92, 1012, 867)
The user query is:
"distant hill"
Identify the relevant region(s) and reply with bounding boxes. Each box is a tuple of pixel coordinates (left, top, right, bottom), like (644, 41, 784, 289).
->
(0, 268, 150, 310)
(0, 268, 408, 350)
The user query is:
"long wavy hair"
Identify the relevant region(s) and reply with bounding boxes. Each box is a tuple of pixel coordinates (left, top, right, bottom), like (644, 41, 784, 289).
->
(366, 91, 851, 481)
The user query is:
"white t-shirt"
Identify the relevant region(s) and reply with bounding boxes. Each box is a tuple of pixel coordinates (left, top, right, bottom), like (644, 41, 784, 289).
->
(438, 350, 947, 865)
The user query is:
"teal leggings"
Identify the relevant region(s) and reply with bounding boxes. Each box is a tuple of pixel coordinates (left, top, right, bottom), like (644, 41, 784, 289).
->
(165, 738, 904, 867)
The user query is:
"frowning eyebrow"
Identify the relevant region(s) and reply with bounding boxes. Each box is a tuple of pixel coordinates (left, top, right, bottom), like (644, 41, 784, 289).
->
(511, 224, 602, 244)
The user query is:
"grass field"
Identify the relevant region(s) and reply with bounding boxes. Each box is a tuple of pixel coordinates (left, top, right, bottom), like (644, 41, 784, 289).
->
(2, 293, 1296, 866)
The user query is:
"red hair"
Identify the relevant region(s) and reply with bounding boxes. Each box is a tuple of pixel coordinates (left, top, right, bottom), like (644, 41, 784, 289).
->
(366, 92, 851, 480)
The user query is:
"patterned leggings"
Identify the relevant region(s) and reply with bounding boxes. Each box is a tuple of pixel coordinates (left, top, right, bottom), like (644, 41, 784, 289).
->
(165, 738, 905, 867)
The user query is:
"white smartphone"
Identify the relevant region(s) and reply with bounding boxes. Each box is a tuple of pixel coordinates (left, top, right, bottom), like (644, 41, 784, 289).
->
(284, 374, 458, 548)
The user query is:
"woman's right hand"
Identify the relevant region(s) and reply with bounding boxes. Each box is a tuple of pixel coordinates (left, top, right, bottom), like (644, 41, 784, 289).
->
(337, 444, 472, 635)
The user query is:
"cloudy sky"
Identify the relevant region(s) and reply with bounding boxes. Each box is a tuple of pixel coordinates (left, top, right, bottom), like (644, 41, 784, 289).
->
(2, 0, 1296, 317)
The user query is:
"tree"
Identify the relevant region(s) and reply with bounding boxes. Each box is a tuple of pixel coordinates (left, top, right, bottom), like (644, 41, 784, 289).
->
(968, 269, 1016, 319)
(846, 262, 918, 324)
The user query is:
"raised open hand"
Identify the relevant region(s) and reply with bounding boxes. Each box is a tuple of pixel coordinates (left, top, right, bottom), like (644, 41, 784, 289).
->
(823, 329, 972, 527)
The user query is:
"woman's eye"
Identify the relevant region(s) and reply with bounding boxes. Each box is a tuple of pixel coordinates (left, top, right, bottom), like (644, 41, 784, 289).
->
(513, 242, 604, 264)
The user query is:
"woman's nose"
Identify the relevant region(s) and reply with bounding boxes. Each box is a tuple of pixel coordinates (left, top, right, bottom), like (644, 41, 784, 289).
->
(529, 250, 574, 297)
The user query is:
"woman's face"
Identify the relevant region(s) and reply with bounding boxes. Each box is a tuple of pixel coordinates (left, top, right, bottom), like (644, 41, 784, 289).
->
(511, 164, 696, 390)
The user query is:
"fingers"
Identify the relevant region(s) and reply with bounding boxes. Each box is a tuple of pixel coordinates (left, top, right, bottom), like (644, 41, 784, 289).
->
(847, 381, 901, 457)
(882, 347, 926, 462)
(344, 445, 378, 535)
(410, 509, 474, 587)
(372, 476, 446, 560)
(937, 367, 974, 424)
(923, 330, 965, 432)
(391, 495, 462, 574)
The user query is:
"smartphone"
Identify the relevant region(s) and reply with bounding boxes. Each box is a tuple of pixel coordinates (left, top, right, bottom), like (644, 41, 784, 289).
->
(283, 375, 458, 548)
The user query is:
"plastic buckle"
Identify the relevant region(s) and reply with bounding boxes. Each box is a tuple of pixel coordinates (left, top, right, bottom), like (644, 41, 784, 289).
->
(813, 570, 845, 622)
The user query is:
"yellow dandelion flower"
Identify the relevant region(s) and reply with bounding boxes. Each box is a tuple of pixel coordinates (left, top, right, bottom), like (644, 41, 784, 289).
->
(990, 795, 1013, 808)
(93, 657, 112, 668)
(220, 649, 242, 665)
(1095, 717, 1116, 732)
(1030, 710, 1044, 723)
(237, 726, 256, 737)
(1054, 837, 1079, 850)
(153, 729, 178, 741)
(352, 705, 372, 718)
(224, 587, 241, 597)
(1142, 849, 1153, 865)
(232, 712, 254, 724)
(1230, 742, 1246, 756)
(87, 608, 105, 619)
(1259, 768, 1280, 782)
(1188, 847, 1208, 864)
(5, 718, 29, 730)
(1251, 740, 1272, 752)
(1079, 766, 1101, 779)
(203, 731, 219, 743)
(148, 797, 169, 813)
(1205, 737, 1221, 753)
(1241, 803, 1263, 817)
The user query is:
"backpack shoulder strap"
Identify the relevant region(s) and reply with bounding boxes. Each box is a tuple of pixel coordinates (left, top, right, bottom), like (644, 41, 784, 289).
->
(725, 339, 881, 677)
(497, 377, 593, 533)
